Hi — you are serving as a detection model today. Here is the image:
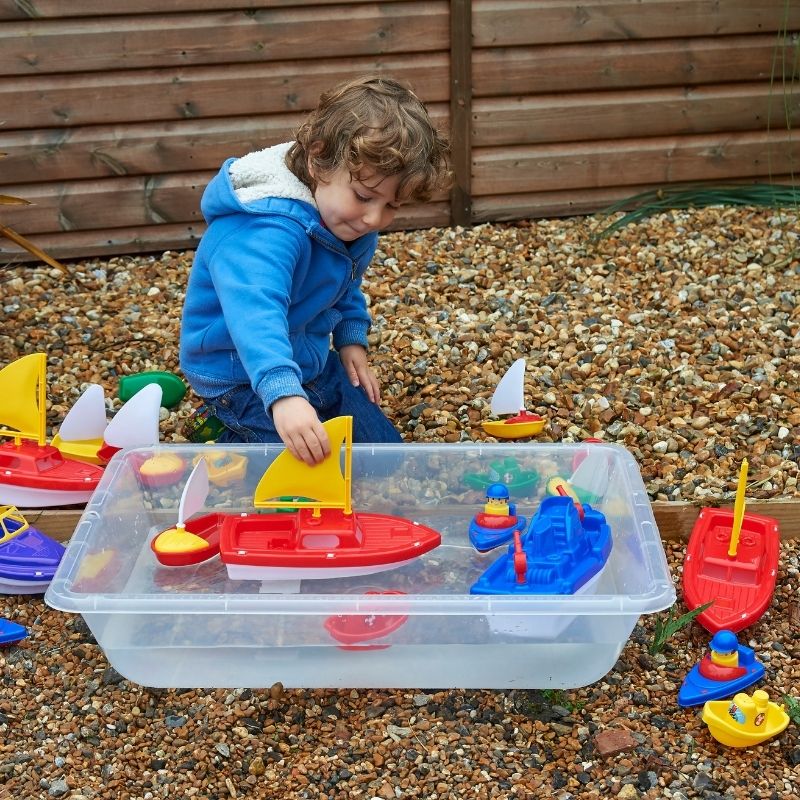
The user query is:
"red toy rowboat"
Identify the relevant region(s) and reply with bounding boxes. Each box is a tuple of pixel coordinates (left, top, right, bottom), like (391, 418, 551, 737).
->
(683, 461, 779, 634)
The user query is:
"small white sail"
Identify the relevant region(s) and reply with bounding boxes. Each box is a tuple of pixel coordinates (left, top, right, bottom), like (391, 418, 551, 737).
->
(103, 383, 163, 448)
(490, 358, 526, 416)
(57, 384, 107, 442)
(569, 447, 610, 500)
(177, 459, 209, 527)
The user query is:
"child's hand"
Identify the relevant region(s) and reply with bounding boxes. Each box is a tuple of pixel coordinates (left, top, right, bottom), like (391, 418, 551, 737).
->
(339, 344, 380, 403)
(271, 396, 330, 465)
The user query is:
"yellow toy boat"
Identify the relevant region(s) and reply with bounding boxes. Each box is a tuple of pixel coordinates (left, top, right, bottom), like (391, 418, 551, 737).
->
(192, 451, 247, 487)
(702, 689, 790, 747)
(481, 359, 545, 439)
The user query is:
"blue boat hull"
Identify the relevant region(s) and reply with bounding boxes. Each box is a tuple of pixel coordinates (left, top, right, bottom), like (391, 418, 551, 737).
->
(0, 618, 28, 646)
(0, 520, 65, 588)
(468, 515, 527, 552)
(677, 645, 764, 707)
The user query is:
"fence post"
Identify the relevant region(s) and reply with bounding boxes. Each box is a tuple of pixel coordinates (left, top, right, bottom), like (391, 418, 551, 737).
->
(449, 0, 472, 227)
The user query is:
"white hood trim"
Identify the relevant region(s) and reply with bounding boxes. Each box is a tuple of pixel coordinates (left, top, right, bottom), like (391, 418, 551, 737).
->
(229, 141, 316, 207)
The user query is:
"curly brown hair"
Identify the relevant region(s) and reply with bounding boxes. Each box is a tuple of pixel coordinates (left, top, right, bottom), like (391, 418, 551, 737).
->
(286, 76, 451, 203)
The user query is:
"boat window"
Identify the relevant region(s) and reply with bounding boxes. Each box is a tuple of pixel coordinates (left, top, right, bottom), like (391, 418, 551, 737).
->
(0, 453, 21, 469)
(36, 452, 64, 471)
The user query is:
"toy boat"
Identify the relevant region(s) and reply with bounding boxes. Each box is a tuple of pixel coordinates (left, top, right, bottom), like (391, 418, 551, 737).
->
(702, 689, 790, 747)
(0, 618, 27, 646)
(153, 417, 441, 583)
(151, 459, 223, 567)
(481, 359, 545, 439)
(683, 460, 779, 633)
(51, 383, 107, 465)
(119, 370, 187, 410)
(471, 495, 612, 596)
(194, 451, 248, 487)
(323, 590, 409, 650)
(678, 629, 765, 707)
(0, 353, 104, 506)
(463, 457, 539, 494)
(72, 549, 118, 592)
(468, 482, 527, 552)
(0, 505, 65, 593)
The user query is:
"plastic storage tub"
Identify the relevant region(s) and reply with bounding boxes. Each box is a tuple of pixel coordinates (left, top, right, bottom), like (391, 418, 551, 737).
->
(45, 442, 675, 689)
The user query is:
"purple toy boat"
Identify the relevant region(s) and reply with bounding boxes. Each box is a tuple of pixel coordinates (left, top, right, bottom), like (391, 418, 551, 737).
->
(0, 618, 28, 646)
(0, 506, 65, 594)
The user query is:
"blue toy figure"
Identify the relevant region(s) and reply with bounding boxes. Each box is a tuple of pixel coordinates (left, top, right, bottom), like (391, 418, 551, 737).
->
(468, 482, 527, 553)
(677, 629, 765, 707)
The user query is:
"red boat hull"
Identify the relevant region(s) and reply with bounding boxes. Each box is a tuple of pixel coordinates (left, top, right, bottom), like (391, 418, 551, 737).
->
(0, 441, 103, 492)
(683, 508, 779, 633)
(219, 508, 440, 572)
(151, 513, 225, 567)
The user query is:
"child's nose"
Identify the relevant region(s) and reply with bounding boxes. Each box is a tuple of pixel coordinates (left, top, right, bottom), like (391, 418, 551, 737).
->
(362, 205, 384, 228)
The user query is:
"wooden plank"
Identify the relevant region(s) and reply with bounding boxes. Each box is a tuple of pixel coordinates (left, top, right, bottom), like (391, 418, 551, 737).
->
(0, 3, 449, 75)
(0, 204, 451, 262)
(471, 174, 800, 223)
(1, 172, 211, 234)
(0, 0, 408, 19)
(449, 0, 472, 226)
(1, 169, 450, 236)
(21, 499, 800, 544)
(472, 34, 792, 97)
(472, 83, 800, 147)
(473, 0, 800, 48)
(0, 103, 450, 184)
(471, 130, 800, 196)
(2, 55, 449, 129)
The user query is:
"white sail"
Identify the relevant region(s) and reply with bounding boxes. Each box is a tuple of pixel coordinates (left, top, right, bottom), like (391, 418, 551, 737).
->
(103, 383, 163, 448)
(490, 358, 526, 416)
(569, 447, 610, 500)
(177, 458, 209, 527)
(57, 384, 107, 442)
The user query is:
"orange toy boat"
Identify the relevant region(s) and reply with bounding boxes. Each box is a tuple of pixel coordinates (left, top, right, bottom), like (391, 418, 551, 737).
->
(683, 461, 779, 634)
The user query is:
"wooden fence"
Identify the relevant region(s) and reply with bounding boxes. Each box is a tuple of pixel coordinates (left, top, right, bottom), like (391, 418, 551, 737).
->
(1, 0, 799, 261)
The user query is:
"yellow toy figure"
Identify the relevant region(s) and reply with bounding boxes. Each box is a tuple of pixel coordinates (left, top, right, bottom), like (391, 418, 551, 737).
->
(483, 483, 516, 517)
(709, 630, 739, 668)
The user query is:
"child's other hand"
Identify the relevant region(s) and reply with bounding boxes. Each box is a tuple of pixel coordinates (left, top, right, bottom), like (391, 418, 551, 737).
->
(340, 344, 380, 403)
(271, 396, 330, 465)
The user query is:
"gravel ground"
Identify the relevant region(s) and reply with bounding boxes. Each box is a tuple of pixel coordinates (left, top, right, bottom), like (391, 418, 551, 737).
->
(1, 208, 799, 798)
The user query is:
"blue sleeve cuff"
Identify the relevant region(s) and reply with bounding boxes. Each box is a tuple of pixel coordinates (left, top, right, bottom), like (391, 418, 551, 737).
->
(333, 319, 370, 350)
(256, 366, 308, 410)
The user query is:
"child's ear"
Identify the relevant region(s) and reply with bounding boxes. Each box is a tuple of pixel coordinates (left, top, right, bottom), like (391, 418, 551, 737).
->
(306, 142, 324, 180)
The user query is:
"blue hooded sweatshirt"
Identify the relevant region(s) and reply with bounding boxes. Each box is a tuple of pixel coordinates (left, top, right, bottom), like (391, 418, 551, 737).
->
(179, 142, 378, 411)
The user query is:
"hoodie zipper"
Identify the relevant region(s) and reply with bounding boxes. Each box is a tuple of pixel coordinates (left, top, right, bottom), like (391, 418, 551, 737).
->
(309, 229, 360, 283)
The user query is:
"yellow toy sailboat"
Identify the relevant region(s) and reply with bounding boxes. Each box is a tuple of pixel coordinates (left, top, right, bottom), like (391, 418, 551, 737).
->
(702, 689, 790, 747)
(482, 359, 545, 439)
(51, 383, 107, 465)
(0, 354, 103, 507)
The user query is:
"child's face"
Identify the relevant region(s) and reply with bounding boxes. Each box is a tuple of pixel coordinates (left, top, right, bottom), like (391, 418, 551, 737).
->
(311, 166, 402, 242)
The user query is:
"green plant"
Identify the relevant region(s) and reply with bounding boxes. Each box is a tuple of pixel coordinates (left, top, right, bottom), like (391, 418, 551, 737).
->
(648, 601, 713, 655)
(541, 689, 585, 713)
(783, 694, 800, 725)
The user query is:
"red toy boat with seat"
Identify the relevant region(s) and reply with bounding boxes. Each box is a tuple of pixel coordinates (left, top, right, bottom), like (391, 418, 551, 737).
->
(683, 460, 779, 634)
(0, 354, 103, 507)
(151, 417, 441, 584)
(324, 590, 409, 650)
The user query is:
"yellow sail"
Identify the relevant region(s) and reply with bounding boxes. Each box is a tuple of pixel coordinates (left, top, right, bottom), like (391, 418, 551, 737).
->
(0, 353, 46, 445)
(253, 416, 352, 514)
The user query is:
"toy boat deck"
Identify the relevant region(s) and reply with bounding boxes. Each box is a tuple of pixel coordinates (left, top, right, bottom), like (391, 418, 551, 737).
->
(220, 508, 441, 581)
(683, 508, 779, 633)
(0, 507, 65, 593)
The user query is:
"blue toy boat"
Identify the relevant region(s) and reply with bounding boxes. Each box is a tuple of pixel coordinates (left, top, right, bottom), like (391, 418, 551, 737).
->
(471, 496, 612, 596)
(678, 630, 765, 707)
(469, 511, 527, 552)
(0, 506, 66, 594)
(0, 618, 28, 646)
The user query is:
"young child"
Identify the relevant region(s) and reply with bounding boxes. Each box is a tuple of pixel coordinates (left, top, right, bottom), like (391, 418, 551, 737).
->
(180, 76, 450, 465)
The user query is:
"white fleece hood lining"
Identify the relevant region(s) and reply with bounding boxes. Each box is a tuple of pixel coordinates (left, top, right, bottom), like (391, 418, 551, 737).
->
(229, 142, 317, 207)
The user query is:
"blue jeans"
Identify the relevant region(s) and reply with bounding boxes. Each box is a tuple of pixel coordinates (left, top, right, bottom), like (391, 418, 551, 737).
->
(205, 351, 402, 445)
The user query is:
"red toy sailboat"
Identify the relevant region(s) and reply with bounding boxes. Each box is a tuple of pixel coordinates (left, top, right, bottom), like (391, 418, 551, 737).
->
(683, 460, 780, 634)
(0, 354, 103, 507)
(151, 417, 441, 584)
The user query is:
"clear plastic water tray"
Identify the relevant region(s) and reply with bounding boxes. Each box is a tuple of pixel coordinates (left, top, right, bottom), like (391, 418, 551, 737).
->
(46, 442, 675, 689)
